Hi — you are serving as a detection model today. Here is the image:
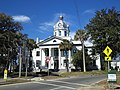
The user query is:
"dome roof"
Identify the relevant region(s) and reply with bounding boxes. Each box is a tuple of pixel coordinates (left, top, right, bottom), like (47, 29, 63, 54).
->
(59, 15, 63, 20)
(54, 16, 69, 29)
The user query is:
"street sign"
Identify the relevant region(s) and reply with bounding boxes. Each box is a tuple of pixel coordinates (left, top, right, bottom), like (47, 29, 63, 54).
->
(105, 56, 112, 61)
(103, 46, 112, 72)
(4, 69, 7, 80)
(103, 46, 112, 56)
(46, 59, 50, 63)
(45, 56, 51, 63)
(108, 71, 116, 83)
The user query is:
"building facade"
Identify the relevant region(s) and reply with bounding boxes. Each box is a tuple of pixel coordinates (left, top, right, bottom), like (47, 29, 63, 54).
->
(32, 16, 101, 72)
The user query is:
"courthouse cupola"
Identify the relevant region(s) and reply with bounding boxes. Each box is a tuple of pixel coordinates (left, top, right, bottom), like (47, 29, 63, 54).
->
(53, 16, 70, 37)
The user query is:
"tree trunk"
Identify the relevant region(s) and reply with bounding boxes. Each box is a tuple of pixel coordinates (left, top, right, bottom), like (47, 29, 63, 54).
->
(19, 47, 22, 78)
(65, 50, 69, 72)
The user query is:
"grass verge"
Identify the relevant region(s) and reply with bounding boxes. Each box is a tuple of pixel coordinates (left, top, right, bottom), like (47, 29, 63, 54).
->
(42, 71, 107, 80)
(95, 76, 120, 89)
(0, 78, 31, 85)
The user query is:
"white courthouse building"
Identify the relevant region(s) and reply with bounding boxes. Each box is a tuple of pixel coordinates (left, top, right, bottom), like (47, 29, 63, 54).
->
(32, 16, 101, 72)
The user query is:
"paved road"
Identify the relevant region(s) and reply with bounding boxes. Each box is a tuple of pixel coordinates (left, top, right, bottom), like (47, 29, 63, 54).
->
(0, 75, 107, 90)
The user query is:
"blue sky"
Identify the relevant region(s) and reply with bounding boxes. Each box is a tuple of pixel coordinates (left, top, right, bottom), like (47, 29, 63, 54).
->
(0, 0, 120, 40)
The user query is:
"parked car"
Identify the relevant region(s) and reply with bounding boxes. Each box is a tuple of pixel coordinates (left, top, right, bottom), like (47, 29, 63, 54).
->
(86, 65, 98, 71)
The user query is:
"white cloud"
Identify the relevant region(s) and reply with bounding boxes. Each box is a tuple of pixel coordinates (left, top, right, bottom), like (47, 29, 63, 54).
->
(39, 22, 54, 31)
(38, 13, 72, 33)
(13, 15, 31, 23)
(82, 9, 95, 14)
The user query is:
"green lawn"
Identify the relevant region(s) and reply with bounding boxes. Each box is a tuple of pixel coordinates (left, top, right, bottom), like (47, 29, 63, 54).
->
(60, 71, 107, 76)
(42, 70, 108, 80)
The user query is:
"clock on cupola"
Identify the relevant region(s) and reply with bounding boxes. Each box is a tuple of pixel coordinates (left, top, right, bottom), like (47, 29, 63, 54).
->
(53, 16, 70, 37)
(58, 23, 62, 27)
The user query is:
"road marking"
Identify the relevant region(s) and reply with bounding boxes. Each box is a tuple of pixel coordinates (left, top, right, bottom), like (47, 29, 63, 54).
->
(49, 87, 64, 90)
(49, 87, 61, 90)
(49, 86, 75, 90)
(47, 80, 90, 87)
(34, 82, 75, 89)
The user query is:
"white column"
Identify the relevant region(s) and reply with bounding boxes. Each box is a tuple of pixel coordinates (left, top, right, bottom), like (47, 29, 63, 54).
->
(49, 48, 51, 69)
(42, 48, 45, 66)
(41, 48, 42, 66)
(59, 48, 61, 69)
(50, 48, 53, 69)
(68, 50, 71, 72)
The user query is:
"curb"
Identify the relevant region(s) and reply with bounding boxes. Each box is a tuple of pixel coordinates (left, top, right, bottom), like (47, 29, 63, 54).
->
(0, 78, 32, 86)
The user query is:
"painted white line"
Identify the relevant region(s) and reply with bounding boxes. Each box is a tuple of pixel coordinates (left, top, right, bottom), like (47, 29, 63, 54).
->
(47, 80, 90, 87)
(34, 82, 75, 89)
(49, 87, 63, 90)
(50, 86, 75, 90)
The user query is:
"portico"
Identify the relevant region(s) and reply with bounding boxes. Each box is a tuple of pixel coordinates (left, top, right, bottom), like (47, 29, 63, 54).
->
(39, 46, 72, 70)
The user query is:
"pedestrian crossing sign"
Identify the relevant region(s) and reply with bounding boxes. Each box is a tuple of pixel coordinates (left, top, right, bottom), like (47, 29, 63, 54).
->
(103, 46, 112, 56)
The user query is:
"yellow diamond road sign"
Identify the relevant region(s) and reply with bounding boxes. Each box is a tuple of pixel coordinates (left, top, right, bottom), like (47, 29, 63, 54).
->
(105, 56, 112, 61)
(103, 46, 112, 56)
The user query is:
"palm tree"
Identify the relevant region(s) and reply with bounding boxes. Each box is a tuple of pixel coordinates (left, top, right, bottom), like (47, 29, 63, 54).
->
(26, 38, 37, 73)
(74, 30, 88, 72)
(59, 39, 73, 72)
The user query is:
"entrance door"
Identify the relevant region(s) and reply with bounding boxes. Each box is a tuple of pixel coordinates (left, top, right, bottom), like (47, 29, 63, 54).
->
(54, 60, 59, 71)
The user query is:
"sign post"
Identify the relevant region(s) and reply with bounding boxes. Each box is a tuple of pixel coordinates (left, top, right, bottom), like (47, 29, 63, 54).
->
(4, 69, 7, 81)
(108, 71, 117, 89)
(108, 71, 116, 83)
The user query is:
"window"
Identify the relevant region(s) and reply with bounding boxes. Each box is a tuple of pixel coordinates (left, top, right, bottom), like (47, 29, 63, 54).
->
(63, 59, 68, 67)
(53, 40, 56, 42)
(73, 49, 77, 53)
(36, 51, 40, 56)
(64, 31, 67, 36)
(59, 31, 61, 36)
(64, 50, 69, 56)
(36, 60, 41, 67)
(54, 48, 58, 56)
(61, 50, 69, 57)
(45, 48, 49, 56)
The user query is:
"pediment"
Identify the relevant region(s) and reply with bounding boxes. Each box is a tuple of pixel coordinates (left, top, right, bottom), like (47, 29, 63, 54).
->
(38, 36, 63, 46)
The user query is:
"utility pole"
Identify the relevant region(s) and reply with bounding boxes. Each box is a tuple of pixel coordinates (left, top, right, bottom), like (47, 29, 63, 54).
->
(83, 42, 86, 72)
(19, 47, 22, 78)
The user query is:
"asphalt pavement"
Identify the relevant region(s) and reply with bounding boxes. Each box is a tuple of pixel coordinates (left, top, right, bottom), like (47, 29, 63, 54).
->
(0, 75, 107, 90)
